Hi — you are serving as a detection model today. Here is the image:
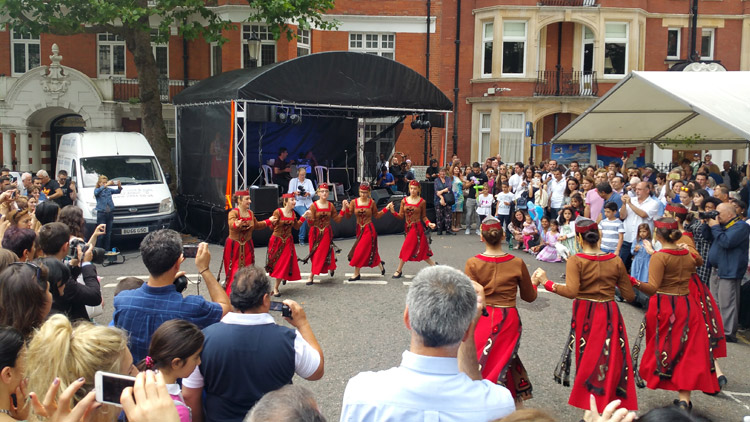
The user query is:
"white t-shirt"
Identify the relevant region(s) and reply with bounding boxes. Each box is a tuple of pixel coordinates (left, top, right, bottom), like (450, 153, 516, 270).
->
(548, 177, 567, 208)
(477, 194, 494, 216)
(495, 192, 514, 216)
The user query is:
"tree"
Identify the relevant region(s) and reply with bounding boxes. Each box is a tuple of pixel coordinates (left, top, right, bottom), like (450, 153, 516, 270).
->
(0, 0, 337, 191)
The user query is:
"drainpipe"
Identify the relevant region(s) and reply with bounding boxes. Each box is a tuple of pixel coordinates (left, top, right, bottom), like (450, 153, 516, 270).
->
(452, 0, 461, 156)
(183, 19, 190, 87)
(556, 22, 562, 95)
(688, 0, 699, 61)
(424, 0, 431, 165)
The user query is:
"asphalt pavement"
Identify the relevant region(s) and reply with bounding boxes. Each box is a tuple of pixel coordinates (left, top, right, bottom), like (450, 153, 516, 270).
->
(94, 231, 750, 422)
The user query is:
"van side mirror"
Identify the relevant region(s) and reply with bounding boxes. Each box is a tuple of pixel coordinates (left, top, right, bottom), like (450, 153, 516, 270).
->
(165, 173, 172, 184)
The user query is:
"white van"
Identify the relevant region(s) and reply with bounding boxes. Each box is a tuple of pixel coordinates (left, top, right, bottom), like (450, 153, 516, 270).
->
(55, 132, 174, 239)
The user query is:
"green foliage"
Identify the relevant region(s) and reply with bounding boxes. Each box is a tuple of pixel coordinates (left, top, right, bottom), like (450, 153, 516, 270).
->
(659, 133, 707, 149)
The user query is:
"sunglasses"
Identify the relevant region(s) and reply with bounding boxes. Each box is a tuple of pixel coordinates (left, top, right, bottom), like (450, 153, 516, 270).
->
(9, 261, 45, 289)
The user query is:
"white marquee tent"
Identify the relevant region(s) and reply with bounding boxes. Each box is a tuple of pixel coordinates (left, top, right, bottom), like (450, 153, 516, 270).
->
(551, 71, 750, 151)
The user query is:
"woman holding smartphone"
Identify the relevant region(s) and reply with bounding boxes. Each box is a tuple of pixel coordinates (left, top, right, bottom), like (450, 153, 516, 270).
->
(94, 175, 121, 251)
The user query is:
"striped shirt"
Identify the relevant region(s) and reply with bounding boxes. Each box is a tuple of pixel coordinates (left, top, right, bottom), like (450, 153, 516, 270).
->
(599, 218, 625, 253)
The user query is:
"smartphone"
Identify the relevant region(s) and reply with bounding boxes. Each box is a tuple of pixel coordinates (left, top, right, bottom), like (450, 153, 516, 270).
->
(270, 301, 292, 318)
(95, 371, 135, 407)
(183, 244, 199, 258)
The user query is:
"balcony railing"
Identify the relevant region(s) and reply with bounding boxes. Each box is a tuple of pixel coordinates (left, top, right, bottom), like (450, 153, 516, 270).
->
(538, 0, 597, 6)
(113, 77, 198, 103)
(534, 70, 598, 97)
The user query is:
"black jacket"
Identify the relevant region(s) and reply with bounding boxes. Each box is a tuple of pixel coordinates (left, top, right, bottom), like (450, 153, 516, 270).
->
(47, 259, 101, 321)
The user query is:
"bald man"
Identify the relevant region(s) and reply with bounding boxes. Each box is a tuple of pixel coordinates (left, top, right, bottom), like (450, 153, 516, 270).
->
(705, 202, 750, 342)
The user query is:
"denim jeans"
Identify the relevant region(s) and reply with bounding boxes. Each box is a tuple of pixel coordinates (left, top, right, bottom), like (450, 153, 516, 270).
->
(293, 205, 310, 242)
(96, 210, 115, 251)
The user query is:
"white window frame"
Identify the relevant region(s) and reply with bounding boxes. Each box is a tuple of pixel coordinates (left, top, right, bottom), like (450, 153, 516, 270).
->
(349, 33, 395, 60)
(150, 29, 169, 77)
(481, 21, 494, 78)
(297, 28, 310, 57)
(603, 22, 628, 78)
(10, 30, 41, 76)
(242, 24, 277, 68)
(666, 28, 681, 60)
(581, 26, 595, 73)
(501, 21, 527, 77)
(478, 112, 492, 161)
(499, 112, 525, 164)
(210, 42, 222, 76)
(97, 32, 126, 78)
(700, 28, 714, 61)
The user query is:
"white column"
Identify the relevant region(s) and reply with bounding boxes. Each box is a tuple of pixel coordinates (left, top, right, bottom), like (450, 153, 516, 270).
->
(41, 134, 51, 170)
(14, 131, 21, 171)
(18, 130, 30, 172)
(31, 131, 41, 172)
(1, 131, 10, 169)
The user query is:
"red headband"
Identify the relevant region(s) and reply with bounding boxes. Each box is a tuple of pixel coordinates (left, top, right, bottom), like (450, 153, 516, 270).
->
(235, 190, 249, 197)
(359, 183, 371, 192)
(318, 183, 329, 191)
(665, 204, 688, 215)
(575, 220, 598, 234)
(282, 193, 295, 199)
(654, 220, 678, 230)
(481, 221, 502, 231)
(409, 180, 419, 187)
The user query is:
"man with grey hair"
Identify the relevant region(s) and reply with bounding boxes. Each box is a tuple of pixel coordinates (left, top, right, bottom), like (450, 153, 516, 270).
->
(245, 385, 326, 422)
(36, 169, 63, 201)
(183, 265, 324, 422)
(340, 265, 515, 421)
(19, 172, 32, 196)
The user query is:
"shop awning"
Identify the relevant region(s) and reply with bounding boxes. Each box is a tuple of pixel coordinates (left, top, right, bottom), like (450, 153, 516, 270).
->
(551, 71, 750, 149)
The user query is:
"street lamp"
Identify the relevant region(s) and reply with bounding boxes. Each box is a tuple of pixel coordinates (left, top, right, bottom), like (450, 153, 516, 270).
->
(246, 32, 261, 68)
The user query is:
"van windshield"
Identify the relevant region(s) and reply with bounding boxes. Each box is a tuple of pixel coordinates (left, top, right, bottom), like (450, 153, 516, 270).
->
(80, 156, 163, 187)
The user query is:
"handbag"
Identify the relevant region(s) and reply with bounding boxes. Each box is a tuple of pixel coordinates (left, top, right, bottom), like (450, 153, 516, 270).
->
(443, 191, 456, 206)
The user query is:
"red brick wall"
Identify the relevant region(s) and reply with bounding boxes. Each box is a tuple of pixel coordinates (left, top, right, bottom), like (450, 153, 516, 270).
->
(0, 29, 10, 76)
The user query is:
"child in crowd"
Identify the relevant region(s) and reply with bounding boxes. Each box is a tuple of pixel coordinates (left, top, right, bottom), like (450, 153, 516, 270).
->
(556, 206, 579, 260)
(529, 216, 550, 255)
(137, 319, 205, 422)
(495, 182, 514, 241)
(476, 184, 495, 233)
(522, 214, 538, 251)
(598, 202, 625, 255)
(536, 220, 562, 262)
(630, 223, 654, 283)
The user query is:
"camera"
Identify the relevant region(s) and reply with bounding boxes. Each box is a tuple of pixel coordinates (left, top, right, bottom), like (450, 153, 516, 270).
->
(173, 275, 188, 293)
(699, 210, 719, 220)
(298, 186, 306, 196)
(270, 301, 292, 318)
(67, 238, 106, 264)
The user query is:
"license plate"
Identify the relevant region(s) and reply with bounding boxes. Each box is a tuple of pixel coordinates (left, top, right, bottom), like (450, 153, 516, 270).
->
(122, 227, 149, 235)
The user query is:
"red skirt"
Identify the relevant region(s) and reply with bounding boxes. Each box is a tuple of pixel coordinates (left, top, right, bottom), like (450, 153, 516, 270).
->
(689, 275, 727, 358)
(265, 235, 301, 281)
(222, 238, 254, 294)
(308, 226, 336, 275)
(348, 223, 381, 268)
(399, 223, 433, 262)
(558, 300, 637, 411)
(474, 306, 532, 400)
(637, 294, 719, 394)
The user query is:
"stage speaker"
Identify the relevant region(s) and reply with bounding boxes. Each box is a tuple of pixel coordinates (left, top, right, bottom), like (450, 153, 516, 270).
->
(249, 187, 278, 214)
(246, 104, 273, 122)
(420, 181, 435, 207)
(426, 112, 446, 128)
(371, 189, 391, 208)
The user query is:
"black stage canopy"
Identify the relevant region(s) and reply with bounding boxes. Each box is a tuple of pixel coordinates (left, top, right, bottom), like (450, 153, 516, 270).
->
(173, 51, 452, 115)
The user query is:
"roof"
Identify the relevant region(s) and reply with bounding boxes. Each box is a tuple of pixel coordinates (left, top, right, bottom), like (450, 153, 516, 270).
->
(551, 71, 750, 149)
(173, 51, 453, 117)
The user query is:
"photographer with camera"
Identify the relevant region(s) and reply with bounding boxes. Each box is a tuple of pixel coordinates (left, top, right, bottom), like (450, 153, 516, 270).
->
(288, 167, 315, 245)
(182, 265, 324, 422)
(37, 222, 102, 322)
(114, 229, 231, 362)
(703, 202, 750, 343)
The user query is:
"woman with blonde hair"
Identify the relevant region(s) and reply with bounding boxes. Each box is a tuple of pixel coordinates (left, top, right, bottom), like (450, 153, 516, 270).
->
(94, 175, 121, 250)
(25, 314, 134, 422)
(6, 208, 32, 230)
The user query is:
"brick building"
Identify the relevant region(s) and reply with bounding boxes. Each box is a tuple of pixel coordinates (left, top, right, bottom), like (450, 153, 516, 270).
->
(1, 0, 749, 172)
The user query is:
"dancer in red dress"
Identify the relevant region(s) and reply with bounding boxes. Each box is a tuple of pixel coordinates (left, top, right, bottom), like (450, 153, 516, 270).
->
(265, 193, 304, 296)
(300, 183, 342, 285)
(465, 217, 537, 403)
(222, 190, 273, 294)
(531, 219, 638, 415)
(631, 217, 720, 411)
(341, 183, 387, 281)
(387, 180, 436, 278)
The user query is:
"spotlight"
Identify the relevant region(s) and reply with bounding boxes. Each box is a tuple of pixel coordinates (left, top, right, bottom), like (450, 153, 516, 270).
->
(289, 113, 301, 125)
(277, 108, 288, 123)
(410, 114, 431, 130)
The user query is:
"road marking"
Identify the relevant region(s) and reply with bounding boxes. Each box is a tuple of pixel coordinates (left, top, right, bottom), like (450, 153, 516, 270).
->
(723, 391, 750, 410)
(343, 279, 388, 285)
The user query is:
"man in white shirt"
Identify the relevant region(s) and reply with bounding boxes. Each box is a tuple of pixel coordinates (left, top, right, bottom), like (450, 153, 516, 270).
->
(183, 266, 324, 422)
(620, 182, 659, 270)
(288, 167, 315, 245)
(547, 166, 567, 220)
(340, 266, 515, 422)
(507, 162, 524, 194)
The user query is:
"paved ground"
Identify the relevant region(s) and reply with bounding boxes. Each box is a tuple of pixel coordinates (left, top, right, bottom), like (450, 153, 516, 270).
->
(95, 232, 750, 421)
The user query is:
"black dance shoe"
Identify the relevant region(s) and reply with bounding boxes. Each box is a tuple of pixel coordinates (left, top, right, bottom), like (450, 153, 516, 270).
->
(673, 399, 692, 412)
(348, 275, 361, 282)
(380, 261, 386, 275)
(392, 271, 403, 279)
